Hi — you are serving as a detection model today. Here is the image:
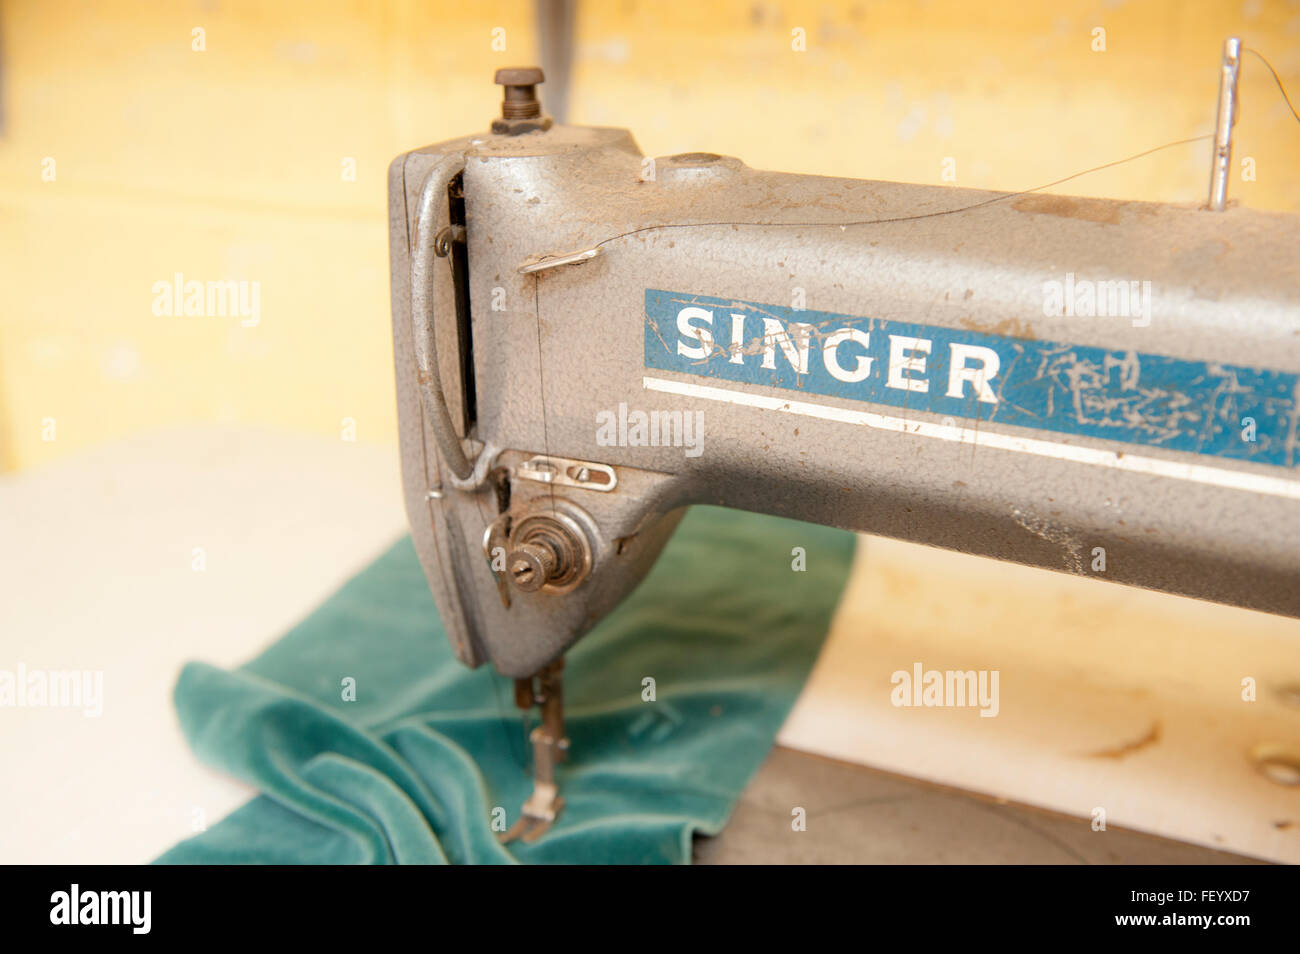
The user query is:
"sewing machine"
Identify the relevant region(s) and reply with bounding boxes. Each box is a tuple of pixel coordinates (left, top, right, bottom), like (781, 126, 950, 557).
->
(388, 62, 1299, 841)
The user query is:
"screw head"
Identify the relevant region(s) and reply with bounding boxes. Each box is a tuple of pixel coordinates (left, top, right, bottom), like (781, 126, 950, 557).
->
(507, 540, 558, 592)
(494, 67, 545, 87)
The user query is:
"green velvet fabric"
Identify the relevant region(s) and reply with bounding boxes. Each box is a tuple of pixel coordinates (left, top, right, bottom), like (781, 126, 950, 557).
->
(156, 506, 854, 864)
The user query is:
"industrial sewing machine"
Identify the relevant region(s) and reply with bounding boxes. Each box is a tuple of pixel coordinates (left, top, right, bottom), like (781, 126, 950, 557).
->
(388, 57, 1299, 842)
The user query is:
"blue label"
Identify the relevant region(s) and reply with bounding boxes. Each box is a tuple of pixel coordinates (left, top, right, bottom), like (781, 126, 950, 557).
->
(644, 288, 1300, 468)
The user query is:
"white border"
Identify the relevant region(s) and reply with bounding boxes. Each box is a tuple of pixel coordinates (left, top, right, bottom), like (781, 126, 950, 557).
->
(642, 375, 1300, 500)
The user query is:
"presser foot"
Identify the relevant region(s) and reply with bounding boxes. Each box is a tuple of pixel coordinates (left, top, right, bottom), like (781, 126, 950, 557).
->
(500, 659, 569, 845)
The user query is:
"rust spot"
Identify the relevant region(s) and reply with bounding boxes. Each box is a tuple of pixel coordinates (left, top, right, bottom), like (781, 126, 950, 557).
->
(1086, 720, 1162, 759)
(958, 315, 1036, 339)
(1012, 193, 1131, 225)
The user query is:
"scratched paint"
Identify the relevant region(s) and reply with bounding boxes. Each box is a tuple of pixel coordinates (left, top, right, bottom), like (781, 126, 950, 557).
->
(644, 288, 1300, 469)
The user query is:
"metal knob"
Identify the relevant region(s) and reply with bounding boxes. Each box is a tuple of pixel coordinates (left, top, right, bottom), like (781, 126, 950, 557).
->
(499, 506, 593, 595)
(508, 540, 559, 592)
(494, 67, 545, 120)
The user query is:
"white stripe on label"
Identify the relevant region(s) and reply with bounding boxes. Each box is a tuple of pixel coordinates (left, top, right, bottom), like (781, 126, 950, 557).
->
(642, 375, 1300, 501)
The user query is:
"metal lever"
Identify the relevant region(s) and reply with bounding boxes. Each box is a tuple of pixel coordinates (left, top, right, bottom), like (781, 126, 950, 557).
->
(410, 161, 477, 483)
(500, 659, 569, 844)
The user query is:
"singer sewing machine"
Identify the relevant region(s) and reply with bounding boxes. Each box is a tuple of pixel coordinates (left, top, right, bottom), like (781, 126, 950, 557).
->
(388, 63, 1300, 842)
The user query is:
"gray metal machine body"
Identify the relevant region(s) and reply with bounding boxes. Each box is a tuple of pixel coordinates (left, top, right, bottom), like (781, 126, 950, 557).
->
(389, 121, 1300, 681)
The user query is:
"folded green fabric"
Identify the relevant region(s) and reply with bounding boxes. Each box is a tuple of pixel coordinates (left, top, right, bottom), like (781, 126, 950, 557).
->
(156, 506, 854, 864)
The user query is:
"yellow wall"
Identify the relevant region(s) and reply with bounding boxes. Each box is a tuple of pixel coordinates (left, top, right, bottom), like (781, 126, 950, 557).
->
(2, 0, 1297, 471)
